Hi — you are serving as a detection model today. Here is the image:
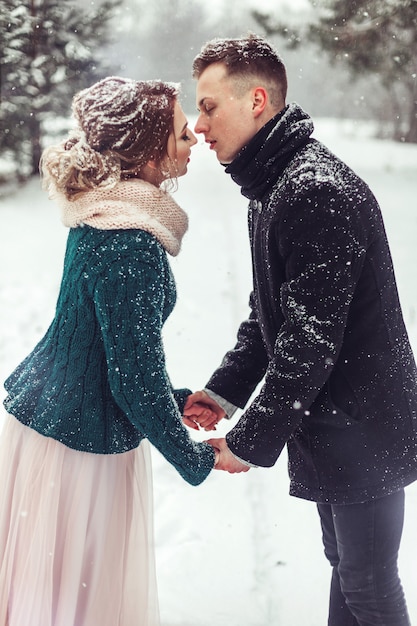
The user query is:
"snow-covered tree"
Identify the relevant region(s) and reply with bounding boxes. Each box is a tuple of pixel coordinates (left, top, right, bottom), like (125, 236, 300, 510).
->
(253, 0, 417, 143)
(0, 0, 121, 179)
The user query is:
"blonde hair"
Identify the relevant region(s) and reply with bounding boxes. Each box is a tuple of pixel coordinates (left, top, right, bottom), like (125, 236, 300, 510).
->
(41, 77, 179, 199)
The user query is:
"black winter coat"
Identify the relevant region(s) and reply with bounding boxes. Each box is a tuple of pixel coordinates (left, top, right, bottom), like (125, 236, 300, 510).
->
(206, 104, 417, 504)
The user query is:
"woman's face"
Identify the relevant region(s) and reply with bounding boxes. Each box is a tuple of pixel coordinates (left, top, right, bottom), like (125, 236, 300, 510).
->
(164, 101, 197, 179)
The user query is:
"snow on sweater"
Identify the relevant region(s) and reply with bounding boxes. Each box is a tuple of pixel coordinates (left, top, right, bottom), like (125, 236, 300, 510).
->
(3, 181, 214, 486)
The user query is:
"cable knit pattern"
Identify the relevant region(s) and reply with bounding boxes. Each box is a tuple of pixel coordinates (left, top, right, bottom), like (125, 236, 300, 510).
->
(3, 185, 214, 486)
(57, 179, 188, 256)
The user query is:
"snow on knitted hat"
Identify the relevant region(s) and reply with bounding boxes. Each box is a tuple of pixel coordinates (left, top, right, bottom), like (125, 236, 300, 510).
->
(58, 179, 188, 256)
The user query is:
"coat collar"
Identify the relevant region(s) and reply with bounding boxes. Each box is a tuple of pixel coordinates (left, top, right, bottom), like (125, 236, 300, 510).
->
(225, 103, 314, 200)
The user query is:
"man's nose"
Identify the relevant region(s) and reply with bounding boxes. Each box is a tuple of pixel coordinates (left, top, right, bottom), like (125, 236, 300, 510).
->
(194, 113, 208, 135)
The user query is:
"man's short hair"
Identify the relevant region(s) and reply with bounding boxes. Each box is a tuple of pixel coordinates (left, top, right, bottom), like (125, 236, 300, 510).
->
(192, 34, 288, 108)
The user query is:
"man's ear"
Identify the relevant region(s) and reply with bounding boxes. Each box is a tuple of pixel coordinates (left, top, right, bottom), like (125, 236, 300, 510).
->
(252, 87, 268, 117)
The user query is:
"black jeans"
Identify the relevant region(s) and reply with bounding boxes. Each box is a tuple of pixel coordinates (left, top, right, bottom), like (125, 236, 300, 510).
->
(317, 489, 411, 626)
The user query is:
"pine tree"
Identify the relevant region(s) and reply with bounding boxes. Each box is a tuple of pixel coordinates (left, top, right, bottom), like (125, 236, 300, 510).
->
(253, 0, 417, 143)
(0, 0, 121, 179)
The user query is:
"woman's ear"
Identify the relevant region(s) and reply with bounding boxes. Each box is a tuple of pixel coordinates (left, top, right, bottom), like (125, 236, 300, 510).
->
(146, 158, 158, 170)
(140, 160, 162, 185)
(252, 87, 268, 117)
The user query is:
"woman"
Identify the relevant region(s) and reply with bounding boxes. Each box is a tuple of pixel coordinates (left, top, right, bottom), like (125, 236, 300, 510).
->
(0, 76, 216, 626)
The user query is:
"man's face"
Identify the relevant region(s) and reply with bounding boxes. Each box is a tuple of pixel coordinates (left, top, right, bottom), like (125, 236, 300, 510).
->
(194, 63, 260, 165)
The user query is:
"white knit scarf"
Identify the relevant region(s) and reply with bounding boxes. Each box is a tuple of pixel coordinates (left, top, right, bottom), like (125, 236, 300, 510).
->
(57, 179, 188, 256)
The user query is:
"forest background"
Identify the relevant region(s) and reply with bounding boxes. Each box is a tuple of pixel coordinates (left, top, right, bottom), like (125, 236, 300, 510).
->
(1, 0, 416, 181)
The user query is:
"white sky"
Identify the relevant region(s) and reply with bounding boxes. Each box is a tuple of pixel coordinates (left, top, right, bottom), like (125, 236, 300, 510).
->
(211, 0, 310, 13)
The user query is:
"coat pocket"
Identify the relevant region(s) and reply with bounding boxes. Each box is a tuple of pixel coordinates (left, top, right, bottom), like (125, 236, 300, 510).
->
(309, 369, 362, 428)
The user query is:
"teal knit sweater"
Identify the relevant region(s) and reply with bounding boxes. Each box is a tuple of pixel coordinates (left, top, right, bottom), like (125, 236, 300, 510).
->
(4, 225, 214, 485)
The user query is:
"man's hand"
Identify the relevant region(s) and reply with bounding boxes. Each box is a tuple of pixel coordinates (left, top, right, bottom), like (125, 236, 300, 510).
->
(206, 437, 250, 473)
(183, 390, 226, 431)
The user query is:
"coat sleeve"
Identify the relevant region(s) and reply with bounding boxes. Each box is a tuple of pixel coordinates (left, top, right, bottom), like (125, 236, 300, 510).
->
(206, 291, 269, 407)
(92, 239, 215, 485)
(224, 183, 369, 467)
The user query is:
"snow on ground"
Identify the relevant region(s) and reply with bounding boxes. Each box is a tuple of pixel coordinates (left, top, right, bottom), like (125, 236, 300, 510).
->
(1, 118, 417, 625)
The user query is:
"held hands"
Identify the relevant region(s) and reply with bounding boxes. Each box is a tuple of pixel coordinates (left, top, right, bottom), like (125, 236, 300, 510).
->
(183, 390, 226, 431)
(208, 438, 250, 473)
(183, 391, 250, 473)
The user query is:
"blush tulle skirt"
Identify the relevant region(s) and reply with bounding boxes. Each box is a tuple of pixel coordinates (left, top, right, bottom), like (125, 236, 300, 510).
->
(0, 414, 160, 626)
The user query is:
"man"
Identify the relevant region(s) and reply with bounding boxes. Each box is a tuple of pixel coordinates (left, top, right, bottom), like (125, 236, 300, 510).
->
(183, 34, 417, 625)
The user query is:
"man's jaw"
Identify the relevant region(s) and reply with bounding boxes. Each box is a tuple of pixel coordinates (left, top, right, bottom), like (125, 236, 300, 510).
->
(204, 138, 228, 164)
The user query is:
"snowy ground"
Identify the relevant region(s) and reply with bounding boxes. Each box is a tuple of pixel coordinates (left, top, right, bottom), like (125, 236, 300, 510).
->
(1, 118, 417, 625)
